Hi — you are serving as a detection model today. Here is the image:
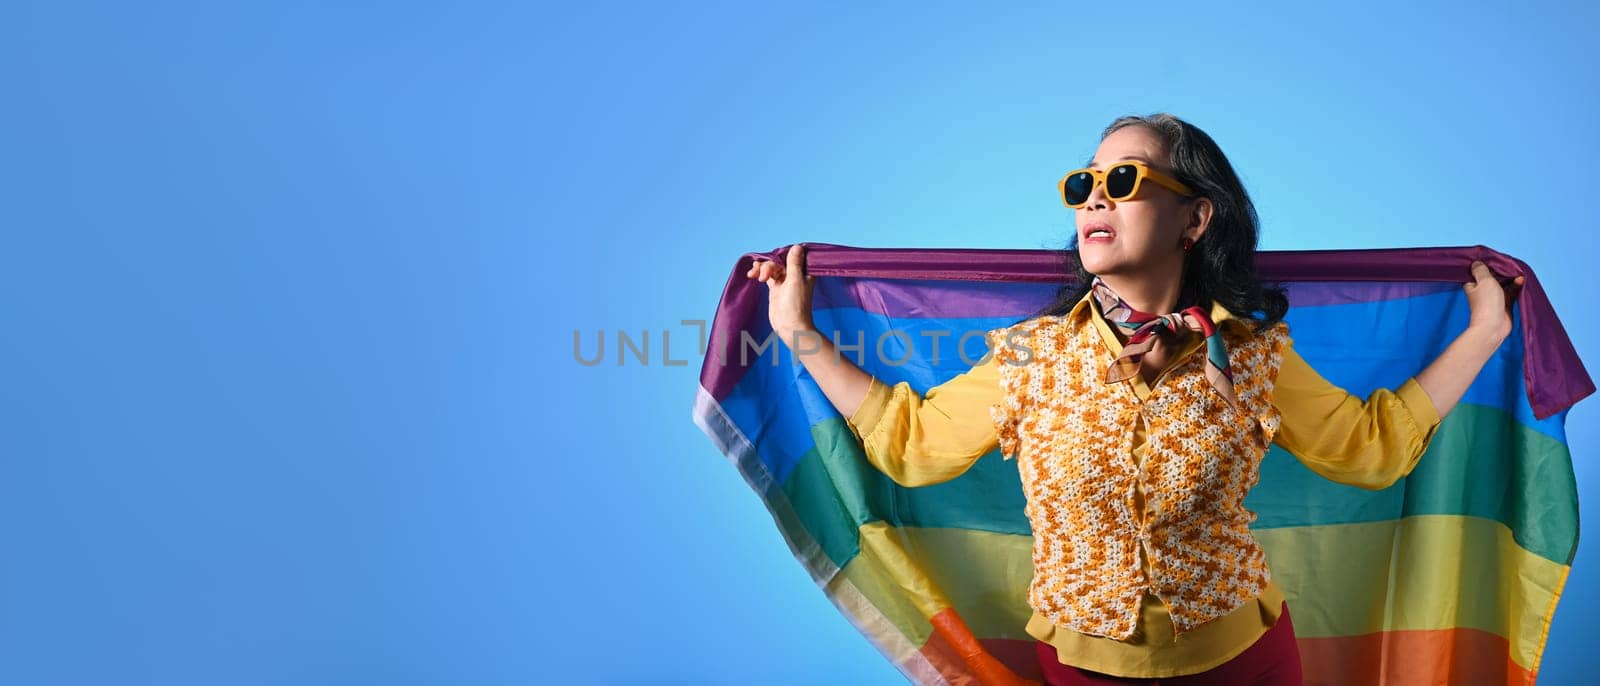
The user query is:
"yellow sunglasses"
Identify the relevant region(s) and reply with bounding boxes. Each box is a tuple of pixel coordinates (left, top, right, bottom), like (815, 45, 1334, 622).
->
(1058, 160, 1194, 208)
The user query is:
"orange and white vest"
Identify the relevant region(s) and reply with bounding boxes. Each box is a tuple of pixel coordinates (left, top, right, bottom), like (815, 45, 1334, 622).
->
(985, 313, 1291, 640)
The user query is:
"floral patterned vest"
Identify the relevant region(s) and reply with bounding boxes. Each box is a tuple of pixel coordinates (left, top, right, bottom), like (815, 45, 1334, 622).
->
(984, 311, 1290, 640)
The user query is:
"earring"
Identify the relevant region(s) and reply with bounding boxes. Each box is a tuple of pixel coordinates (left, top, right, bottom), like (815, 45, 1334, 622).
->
(1181, 237, 1195, 252)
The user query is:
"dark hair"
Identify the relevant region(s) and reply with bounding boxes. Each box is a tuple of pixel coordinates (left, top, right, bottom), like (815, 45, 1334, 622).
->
(1034, 113, 1288, 333)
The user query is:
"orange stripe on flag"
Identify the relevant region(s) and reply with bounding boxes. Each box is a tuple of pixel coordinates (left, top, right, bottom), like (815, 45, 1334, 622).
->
(1298, 627, 1535, 686)
(917, 607, 1042, 686)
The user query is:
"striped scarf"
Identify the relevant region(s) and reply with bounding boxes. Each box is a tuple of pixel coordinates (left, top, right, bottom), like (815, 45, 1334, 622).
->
(1090, 276, 1237, 408)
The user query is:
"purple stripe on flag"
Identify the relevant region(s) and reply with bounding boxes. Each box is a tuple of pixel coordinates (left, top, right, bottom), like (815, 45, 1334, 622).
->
(813, 278, 1059, 319)
(1281, 280, 1459, 307)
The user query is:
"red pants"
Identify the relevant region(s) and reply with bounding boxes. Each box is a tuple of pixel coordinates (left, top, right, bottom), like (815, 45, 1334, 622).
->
(1034, 600, 1303, 685)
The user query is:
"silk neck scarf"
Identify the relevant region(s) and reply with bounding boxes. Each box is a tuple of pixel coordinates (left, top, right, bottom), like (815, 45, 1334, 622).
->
(1089, 276, 1237, 407)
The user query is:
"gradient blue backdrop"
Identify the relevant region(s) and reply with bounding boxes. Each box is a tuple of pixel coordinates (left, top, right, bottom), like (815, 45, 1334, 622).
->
(2, 2, 1596, 684)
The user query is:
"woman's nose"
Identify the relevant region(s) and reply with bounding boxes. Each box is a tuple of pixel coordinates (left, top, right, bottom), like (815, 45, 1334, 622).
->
(1082, 178, 1112, 209)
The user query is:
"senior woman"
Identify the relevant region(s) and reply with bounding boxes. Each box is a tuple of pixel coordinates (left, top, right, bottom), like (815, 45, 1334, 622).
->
(745, 112, 1522, 685)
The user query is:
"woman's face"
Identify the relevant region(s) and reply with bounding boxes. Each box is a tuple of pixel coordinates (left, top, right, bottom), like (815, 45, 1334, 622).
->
(1074, 126, 1204, 279)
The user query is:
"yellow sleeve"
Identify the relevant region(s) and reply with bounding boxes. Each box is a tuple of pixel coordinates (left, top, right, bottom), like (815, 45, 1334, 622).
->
(1272, 332, 1443, 490)
(844, 351, 1004, 488)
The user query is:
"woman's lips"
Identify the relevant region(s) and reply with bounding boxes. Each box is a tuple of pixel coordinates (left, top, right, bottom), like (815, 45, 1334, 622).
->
(1082, 222, 1115, 244)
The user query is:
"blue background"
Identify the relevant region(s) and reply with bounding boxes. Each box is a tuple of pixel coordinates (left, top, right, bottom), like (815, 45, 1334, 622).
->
(2, 1, 1596, 684)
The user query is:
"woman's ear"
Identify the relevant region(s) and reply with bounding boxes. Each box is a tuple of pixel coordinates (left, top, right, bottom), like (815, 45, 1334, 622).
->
(1186, 197, 1214, 243)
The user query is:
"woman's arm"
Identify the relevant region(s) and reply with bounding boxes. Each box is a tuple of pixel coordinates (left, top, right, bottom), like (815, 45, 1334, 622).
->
(841, 354, 1005, 487)
(1272, 341, 1442, 490)
(748, 244, 877, 417)
(770, 325, 1004, 487)
(1272, 260, 1524, 489)
(1412, 260, 1524, 418)
(783, 327, 876, 429)
(748, 243, 1002, 487)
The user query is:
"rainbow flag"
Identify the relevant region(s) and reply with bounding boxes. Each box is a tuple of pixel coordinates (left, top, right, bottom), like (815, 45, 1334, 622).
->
(691, 243, 1592, 685)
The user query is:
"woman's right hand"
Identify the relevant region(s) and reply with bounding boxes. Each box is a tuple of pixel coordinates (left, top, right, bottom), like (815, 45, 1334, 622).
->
(745, 243, 817, 342)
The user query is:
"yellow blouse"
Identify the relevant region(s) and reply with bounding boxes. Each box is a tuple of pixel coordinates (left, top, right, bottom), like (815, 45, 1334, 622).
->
(844, 291, 1443, 678)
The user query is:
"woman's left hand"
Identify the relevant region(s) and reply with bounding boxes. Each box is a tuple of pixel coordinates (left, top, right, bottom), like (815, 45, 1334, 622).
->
(1414, 260, 1526, 419)
(1463, 260, 1525, 343)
